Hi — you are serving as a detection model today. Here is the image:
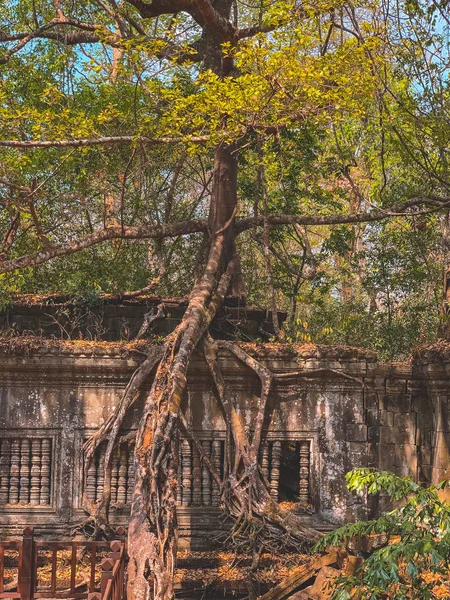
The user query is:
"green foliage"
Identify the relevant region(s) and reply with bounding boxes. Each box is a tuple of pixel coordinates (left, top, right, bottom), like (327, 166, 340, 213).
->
(315, 469, 450, 599)
(0, 1, 449, 359)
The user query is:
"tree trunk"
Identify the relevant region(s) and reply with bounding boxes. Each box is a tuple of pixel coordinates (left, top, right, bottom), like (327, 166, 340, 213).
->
(83, 141, 321, 600)
(126, 144, 239, 600)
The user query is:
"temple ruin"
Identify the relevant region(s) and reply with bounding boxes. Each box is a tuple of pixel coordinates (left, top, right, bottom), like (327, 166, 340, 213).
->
(0, 297, 449, 546)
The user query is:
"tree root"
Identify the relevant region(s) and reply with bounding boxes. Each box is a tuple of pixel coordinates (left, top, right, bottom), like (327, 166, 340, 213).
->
(204, 337, 322, 554)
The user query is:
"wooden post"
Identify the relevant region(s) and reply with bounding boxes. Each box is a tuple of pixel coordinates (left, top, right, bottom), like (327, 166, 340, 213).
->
(109, 541, 122, 560)
(88, 593, 101, 600)
(100, 557, 114, 598)
(115, 526, 126, 541)
(19, 526, 34, 600)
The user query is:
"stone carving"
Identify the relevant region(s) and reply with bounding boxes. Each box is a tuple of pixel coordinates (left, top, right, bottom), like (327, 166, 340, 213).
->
(111, 454, 119, 503)
(261, 442, 269, 483)
(0, 437, 52, 506)
(270, 441, 281, 501)
(192, 445, 202, 506)
(97, 447, 105, 501)
(0, 440, 10, 505)
(126, 447, 135, 504)
(40, 439, 51, 505)
(299, 441, 310, 506)
(82, 435, 312, 510)
(9, 439, 20, 504)
(117, 450, 128, 504)
(30, 439, 41, 504)
(19, 439, 31, 503)
(181, 439, 192, 506)
(211, 440, 221, 506)
(201, 440, 212, 506)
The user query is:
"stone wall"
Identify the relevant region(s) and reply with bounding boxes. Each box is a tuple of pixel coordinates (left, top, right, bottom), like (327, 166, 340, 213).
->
(0, 338, 449, 545)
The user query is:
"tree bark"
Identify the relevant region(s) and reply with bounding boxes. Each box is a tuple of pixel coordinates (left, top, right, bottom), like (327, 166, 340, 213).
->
(126, 143, 239, 600)
(82, 142, 322, 600)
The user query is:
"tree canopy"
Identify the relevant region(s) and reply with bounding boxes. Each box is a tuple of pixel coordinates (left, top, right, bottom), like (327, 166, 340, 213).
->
(1, 3, 450, 598)
(0, 0, 449, 359)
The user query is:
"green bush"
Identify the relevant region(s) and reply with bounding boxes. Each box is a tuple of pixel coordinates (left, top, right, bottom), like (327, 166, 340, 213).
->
(314, 469, 450, 599)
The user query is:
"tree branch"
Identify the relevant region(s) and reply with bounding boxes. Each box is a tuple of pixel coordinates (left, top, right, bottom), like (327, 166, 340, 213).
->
(190, 0, 235, 40)
(0, 135, 210, 148)
(0, 219, 209, 274)
(235, 196, 450, 232)
(1, 196, 448, 274)
(124, 0, 193, 18)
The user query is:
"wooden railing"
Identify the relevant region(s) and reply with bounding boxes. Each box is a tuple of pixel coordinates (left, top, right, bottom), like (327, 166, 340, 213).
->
(0, 527, 127, 600)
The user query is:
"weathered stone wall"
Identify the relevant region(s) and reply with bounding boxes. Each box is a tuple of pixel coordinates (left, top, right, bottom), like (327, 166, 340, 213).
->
(0, 338, 449, 545)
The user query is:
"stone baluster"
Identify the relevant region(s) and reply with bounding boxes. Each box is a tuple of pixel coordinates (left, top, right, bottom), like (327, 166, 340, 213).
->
(117, 449, 127, 504)
(39, 439, 51, 505)
(299, 441, 310, 507)
(111, 453, 119, 503)
(181, 439, 192, 506)
(201, 440, 211, 506)
(192, 444, 202, 506)
(86, 456, 97, 503)
(19, 439, 31, 503)
(0, 440, 10, 505)
(9, 439, 20, 504)
(96, 446, 105, 502)
(261, 442, 270, 483)
(211, 440, 221, 506)
(176, 450, 182, 506)
(127, 446, 135, 504)
(30, 439, 41, 505)
(270, 441, 281, 501)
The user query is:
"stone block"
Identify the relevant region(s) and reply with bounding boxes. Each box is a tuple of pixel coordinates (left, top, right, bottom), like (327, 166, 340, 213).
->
(348, 442, 368, 468)
(365, 408, 379, 427)
(346, 423, 368, 442)
(379, 426, 399, 445)
(386, 378, 407, 395)
(368, 426, 379, 442)
(418, 464, 432, 484)
(418, 445, 432, 466)
(367, 442, 378, 467)
(380, 410, 394, 427)
(431, 434, 450, 468)
(436, 399, 450, 432)
(384, 393, 412, 413)
(432, 466, 450, 483)
(378, 443, 396, 471)
(394, 412, 417, 445)
(411, 391, 431, 413)
(415, 426, 431, 447)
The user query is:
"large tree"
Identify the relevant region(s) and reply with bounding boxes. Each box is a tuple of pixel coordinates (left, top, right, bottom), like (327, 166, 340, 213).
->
(0, 1, 449, 599)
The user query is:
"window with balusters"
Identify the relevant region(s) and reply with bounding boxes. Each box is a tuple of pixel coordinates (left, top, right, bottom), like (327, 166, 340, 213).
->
(84, 435, 312, 509)
(0, 437, 52, 506)
(85, 441, 134, 505)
